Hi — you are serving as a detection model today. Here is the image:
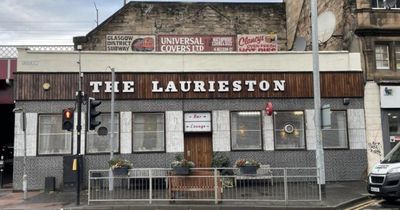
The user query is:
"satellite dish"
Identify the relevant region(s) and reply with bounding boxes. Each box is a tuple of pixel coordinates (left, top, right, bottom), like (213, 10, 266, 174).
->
(317, 11, 336, 43)
(292, 37, 306, 51)
(385, 0, 397, 8)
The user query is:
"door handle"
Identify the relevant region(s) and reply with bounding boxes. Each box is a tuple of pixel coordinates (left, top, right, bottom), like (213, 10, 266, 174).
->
(187, 150, 191, 157)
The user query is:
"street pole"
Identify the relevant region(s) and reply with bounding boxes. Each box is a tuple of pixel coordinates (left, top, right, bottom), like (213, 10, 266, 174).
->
(311, 0, 326, 193)
(109, 67, 115, 191)
(22, 111, 27, 200)
(76, 45, 83, 205)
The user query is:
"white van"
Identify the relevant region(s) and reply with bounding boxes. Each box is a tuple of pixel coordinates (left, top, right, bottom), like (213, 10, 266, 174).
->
(368, 142, 400, 201)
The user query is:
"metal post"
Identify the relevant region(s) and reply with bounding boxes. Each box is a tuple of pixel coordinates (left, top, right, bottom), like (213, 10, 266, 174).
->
(109, 67, 115, 191)
(311, 0, 326, 192)
(76, 45, 83, 205)
(284, 168, 288, 203)
(149, 169, 152, 204)
(214, 168, 218, 204)
(22, 112, 27, 200)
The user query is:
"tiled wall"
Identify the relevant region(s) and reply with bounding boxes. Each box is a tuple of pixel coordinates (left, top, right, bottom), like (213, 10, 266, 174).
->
(13, 98, 367, 190)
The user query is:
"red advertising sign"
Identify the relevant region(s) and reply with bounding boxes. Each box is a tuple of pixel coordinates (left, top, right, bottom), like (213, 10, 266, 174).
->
(237, 34, 278, 52)
(157, 35, 236, 52)
(106, 35, 155, 51)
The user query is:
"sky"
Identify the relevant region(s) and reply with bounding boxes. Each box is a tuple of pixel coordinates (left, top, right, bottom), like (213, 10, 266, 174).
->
(0, 0, 283, 45)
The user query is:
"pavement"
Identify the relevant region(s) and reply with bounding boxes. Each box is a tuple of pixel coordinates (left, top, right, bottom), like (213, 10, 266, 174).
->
(0, 181, 370, 210)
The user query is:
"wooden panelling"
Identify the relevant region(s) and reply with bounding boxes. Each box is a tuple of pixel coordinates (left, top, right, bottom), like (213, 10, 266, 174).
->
(184, 133, 213, 168)
(15, 72, 364, 101)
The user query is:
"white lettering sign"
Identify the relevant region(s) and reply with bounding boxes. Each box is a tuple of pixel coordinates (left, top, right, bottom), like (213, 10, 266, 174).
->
(89, 80, 286, 94)
(184, 112, 211, 132)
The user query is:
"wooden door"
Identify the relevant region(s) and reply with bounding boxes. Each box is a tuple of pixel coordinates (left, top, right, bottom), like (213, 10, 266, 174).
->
(184, 133, 212, 168)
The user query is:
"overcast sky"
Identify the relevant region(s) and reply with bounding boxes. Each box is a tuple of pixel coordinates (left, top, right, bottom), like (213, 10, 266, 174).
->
(0, 0, 283, 45)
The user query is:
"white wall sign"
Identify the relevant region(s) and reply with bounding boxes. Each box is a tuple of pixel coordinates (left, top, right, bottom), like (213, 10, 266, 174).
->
(184, 112, 211, 132)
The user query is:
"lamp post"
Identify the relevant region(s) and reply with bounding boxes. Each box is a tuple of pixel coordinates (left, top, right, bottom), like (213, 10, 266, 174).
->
(76, 44, 84, 205)
(12, 107, 27, 200)
(311, 0, 326, 194)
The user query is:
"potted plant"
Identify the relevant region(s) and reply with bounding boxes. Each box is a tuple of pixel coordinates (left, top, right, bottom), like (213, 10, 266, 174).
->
(235, 159, 261, 175)
(171, 154, 195, 175)
(108, 157, 133, 176)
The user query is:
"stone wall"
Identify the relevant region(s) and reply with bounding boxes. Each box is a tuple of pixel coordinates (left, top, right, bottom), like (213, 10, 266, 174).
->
(81, 2, 287, 51)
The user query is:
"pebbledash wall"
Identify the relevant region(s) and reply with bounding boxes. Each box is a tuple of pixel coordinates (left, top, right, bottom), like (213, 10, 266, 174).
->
(13, 50, 367, 190)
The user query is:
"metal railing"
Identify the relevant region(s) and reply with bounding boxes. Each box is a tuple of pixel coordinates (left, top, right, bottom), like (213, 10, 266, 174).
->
(0, 45, 74, 58)
(88, 167, 321, 205)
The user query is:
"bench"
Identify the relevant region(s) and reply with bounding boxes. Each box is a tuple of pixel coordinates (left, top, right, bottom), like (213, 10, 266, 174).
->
(235, 165, 274, 186)
(168, 170, 222, 201)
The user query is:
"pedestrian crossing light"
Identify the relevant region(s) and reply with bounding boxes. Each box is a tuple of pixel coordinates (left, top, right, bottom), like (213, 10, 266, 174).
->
(88, 97, 101, 130)
(62, 108, 74, 131)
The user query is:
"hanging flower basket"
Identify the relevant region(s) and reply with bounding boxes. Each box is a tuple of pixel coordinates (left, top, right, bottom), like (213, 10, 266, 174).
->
(173, 166, 190, 175)
(113, 167, 130, 176)
(239, 165, 258, 175)
(235, 159, 261, 175)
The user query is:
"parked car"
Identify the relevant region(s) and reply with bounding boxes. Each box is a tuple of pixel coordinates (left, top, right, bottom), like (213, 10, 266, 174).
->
(368, 142, 400, 202)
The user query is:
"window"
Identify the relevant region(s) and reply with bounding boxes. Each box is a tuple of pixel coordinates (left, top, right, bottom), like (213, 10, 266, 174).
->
(133, 113, 165, 152)
(375, 44, 390, 70)
(322, 111, 348, 149)
(86, 113, 120, 153)
(372, 0, 400, 8)
(231, 111, 262, 150)
(38, 114, 72, 155)
(274, 111, 305, 150)
(375, 42, 400, 70)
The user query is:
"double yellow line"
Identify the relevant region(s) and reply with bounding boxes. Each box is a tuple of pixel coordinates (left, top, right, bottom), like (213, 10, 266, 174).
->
(344, 198, 383, 210)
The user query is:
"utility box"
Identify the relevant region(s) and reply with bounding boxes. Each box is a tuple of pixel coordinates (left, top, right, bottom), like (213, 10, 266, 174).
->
(44, 177, 55, 192)
(63, 155, 83, 191)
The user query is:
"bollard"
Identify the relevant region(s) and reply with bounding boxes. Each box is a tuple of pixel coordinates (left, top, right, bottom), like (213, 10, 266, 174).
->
(0, 168, 3, 188)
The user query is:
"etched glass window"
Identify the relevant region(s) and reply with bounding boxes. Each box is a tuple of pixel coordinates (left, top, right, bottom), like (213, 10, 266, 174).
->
(274, 111, 305, 150)
(86, 113, 119, 153)
(231, 111, 262, 150)
(38, 114, 72, 155)
(133, 113, 165, 152)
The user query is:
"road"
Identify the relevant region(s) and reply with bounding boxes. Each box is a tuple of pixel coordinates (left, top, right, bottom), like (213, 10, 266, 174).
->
(344, 197, 400, 210)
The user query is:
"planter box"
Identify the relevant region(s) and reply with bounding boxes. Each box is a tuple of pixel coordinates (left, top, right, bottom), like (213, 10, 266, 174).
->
(173, 167, 190, 175)
(113, 167, 129, 176)
(240, 166, 258, 175)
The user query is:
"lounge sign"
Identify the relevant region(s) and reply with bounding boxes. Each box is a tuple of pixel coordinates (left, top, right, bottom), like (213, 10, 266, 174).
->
(184, 112, 211, 132)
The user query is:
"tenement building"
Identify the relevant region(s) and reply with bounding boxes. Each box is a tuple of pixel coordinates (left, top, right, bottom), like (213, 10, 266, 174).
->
(355, 0, 400, 172)
(13, 1, 367, 190)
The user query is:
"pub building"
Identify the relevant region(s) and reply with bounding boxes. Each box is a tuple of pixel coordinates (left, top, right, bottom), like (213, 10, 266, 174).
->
(12, 1, 367, 190)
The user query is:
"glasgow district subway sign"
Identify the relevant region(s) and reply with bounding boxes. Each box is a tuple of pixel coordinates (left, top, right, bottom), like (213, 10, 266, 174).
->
(89, 79, 286, 93)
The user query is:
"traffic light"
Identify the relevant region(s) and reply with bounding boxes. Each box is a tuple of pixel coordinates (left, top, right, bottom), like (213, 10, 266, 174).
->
(62, 108, 74, 131)
(88, 98, 101, 130)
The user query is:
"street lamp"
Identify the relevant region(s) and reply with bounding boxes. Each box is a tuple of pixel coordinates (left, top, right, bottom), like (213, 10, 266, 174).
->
(12, 107, 27, 200)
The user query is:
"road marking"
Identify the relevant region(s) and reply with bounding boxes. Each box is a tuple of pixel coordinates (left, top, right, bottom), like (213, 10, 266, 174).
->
(344, 198, 382, 210)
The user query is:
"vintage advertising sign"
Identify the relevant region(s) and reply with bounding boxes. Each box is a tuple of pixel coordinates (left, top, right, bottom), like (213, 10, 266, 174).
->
(157, 35, 236, 52)
(106, 35, 155, 51)
(184, 112, 212, 132)
(237, 34, 278, 52)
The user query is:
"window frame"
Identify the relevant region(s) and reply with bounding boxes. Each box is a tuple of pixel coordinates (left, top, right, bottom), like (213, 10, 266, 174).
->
(322, 110, 350, 150)
(85, 112, 121, 155)
(371, 0, 400, 9)
(374, 41, 400, 71)
(230, 110, 263, 151)
(37, 113, 73, 156)
(132, 112, 166, 153)
(273, 110, 307, 151)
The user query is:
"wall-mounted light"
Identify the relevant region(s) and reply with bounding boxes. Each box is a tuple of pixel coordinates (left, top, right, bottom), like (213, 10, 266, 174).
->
(343, 98, 350, 105)
(42, 82, 51, 91)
